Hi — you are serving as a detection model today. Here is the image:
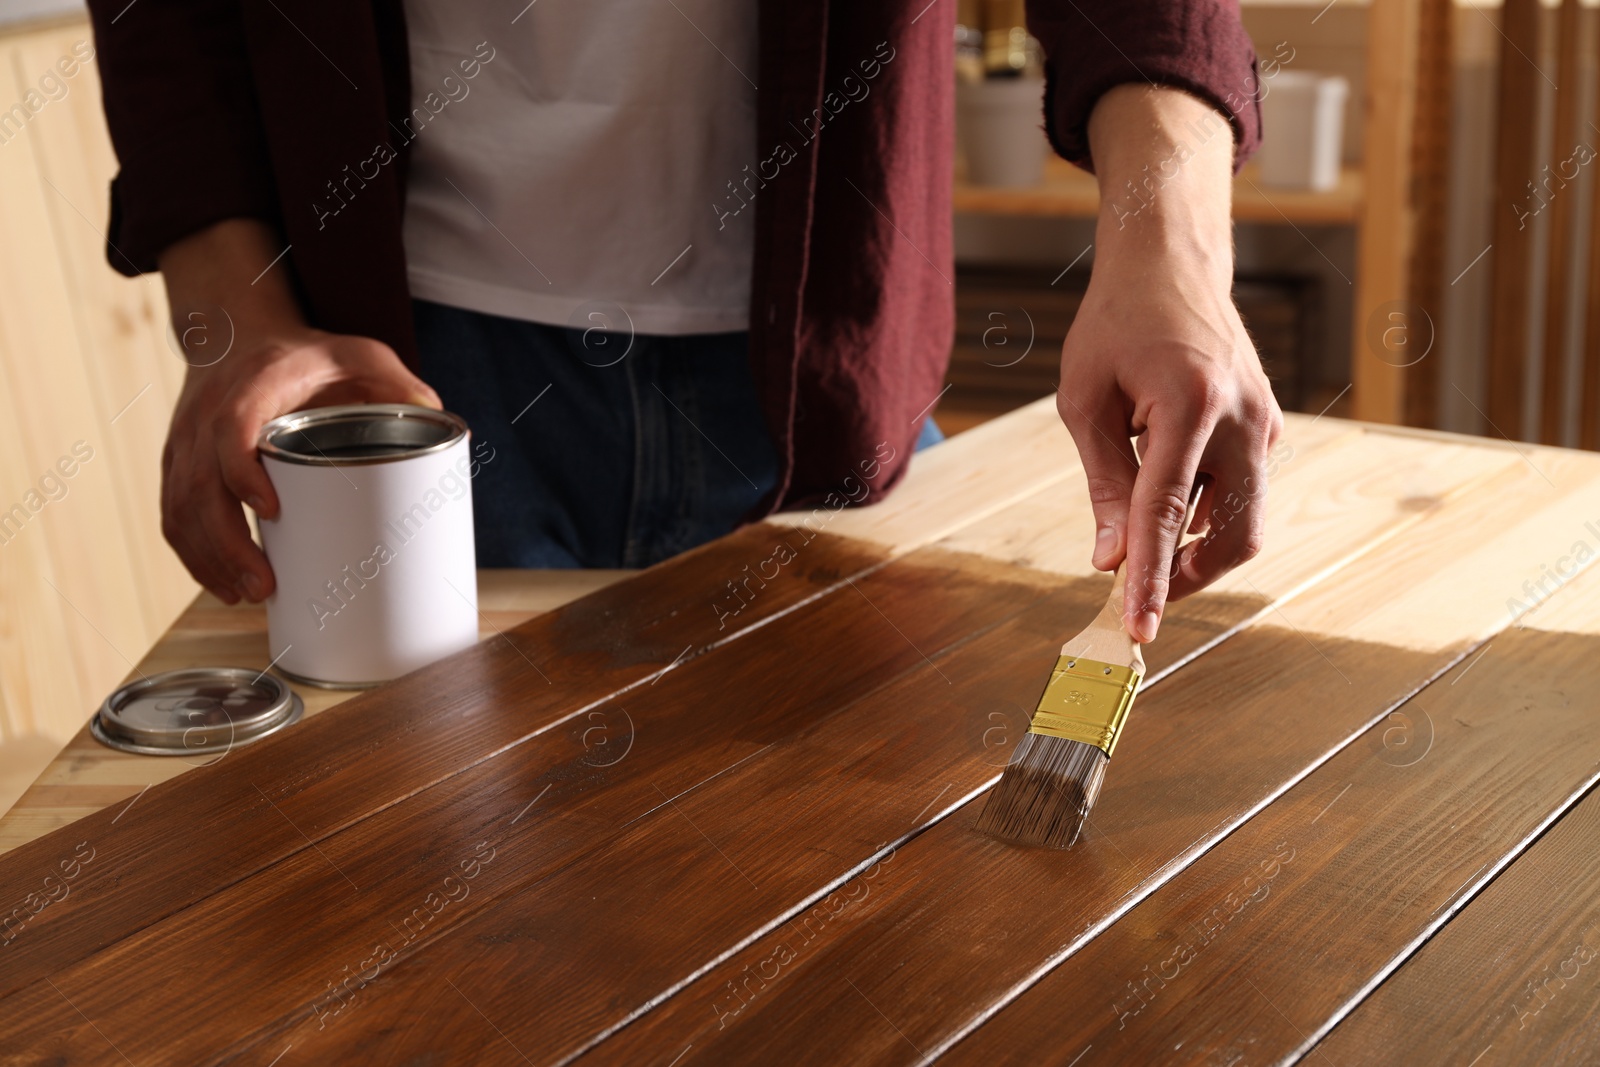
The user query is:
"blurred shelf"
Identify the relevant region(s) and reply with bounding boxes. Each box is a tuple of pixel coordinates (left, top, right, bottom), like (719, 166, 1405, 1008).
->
(954, 157, 1363, 225)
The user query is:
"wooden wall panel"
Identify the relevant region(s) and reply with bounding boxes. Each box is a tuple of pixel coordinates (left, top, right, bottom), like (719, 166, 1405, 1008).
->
(0, 19, 195, 762)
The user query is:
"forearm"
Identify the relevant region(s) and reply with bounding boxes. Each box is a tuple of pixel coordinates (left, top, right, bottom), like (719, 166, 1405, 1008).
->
(157, 218, 306, 346)
(1087, 84, 1235, 288)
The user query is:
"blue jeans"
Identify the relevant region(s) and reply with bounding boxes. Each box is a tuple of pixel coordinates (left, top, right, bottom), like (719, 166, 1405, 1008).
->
(413, 299, 942, 568)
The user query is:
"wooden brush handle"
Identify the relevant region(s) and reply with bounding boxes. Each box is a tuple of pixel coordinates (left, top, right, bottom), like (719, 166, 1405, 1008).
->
(1060, 477, 1208, 670)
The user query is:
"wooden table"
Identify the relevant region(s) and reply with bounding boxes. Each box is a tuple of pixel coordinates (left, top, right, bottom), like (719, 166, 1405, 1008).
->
(2, 398, 1598, 1066)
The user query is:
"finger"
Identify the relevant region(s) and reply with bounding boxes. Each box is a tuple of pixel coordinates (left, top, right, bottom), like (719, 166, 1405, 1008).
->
(334, 338, 442, 409)
(1057, 391, 1139, 570)
(190, 462, 275, 602)
(214, 378, 288, 521)
(162, 435, 240, 604)
(1169, 455, 1269, 603)
(1123, 422, 1207, 643)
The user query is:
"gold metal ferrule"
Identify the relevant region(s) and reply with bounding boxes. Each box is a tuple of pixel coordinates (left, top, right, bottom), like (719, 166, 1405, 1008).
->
(1026, 655, 1142, 757)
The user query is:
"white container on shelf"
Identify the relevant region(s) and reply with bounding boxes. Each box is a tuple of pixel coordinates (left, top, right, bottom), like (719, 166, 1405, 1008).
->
(1256, 71, 1349, 192)
(256, 404, 481, 688)
(957, 76, 1048, 188)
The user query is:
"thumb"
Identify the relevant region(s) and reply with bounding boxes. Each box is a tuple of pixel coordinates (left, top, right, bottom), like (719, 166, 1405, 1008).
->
(345, 343, 442, 410)
(1058, 392, 1138, 571)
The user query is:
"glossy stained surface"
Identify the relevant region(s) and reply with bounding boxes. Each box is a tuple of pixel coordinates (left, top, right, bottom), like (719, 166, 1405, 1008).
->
(2, 400, 1598, 1066)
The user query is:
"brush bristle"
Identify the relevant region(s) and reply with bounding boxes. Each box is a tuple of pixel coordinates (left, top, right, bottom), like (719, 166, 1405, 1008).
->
(976, 733, 1108, 848)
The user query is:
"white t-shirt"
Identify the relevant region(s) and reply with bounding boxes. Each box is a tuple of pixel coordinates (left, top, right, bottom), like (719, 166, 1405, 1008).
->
(399, 1, 758, 335)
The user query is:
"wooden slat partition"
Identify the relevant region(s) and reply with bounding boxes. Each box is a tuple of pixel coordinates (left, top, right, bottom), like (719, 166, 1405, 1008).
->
(1351, 0, 1423, 425)
(1486, 0, 1542, 440)
(1403, 0, 1454, 429)
(1538, 0, 1583, 445)
(1584, 9, 1600, 450)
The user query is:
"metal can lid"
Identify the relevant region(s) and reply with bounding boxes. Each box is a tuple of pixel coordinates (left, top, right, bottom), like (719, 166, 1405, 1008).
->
(91, 668, 304, 756)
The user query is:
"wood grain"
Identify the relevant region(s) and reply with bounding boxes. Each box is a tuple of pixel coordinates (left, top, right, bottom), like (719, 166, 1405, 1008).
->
(0, 415, 1388, 1062)
(575, 449, 1600, 1066)
(1312, 566, 1600, 1066)
(171, 575, 1257, 1067)
(0, 415, 1594, 1067)
(194, 425, 1521, 1064)
(946, 563, 1600, 1066)
(1317, 782, 1600, 1067)
(0, 546, 1085, 1063)
(0, 526, 892, 996)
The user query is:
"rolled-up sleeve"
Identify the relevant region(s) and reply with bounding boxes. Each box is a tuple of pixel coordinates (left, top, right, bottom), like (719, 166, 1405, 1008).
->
(86, 0, 279, 274)
(1026, 0, 1263, 173)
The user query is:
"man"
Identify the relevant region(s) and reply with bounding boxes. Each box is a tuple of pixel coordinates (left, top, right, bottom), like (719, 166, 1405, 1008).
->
(86, 0, 1280, 645)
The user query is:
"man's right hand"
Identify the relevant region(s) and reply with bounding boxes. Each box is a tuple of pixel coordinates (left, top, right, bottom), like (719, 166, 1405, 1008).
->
(158, 220, 439, 605)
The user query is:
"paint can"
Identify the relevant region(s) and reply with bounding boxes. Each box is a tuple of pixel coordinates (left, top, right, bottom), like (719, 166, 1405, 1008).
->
(256, 404, 481, 688)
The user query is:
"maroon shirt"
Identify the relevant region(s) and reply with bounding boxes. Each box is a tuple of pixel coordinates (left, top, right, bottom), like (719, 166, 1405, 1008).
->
(85, 1, 1260, 513)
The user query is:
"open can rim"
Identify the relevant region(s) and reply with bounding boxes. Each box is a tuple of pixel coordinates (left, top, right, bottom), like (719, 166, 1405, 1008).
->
(257, 403, 469, 467)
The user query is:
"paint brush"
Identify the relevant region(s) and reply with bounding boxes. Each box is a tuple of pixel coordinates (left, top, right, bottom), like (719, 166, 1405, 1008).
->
(977, 479, 1204, 848)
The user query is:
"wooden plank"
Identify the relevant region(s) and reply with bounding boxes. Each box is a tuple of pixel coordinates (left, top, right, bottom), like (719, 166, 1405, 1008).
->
(0, 569, 631, 854)
(1351, 0, 1422, 425)
(157, 429, 1518, 1064)
(1485, 0, 1542, 439)
(943, 562, 1600, 1066)
(569, 447, 1600, 1066)
(1538, 0, 1583, 445)
(767, 395, 1076, 553)
(953, 159, 1363, 226)
(0, 525, 894, 996)
(1317, 765, 1600, 1061)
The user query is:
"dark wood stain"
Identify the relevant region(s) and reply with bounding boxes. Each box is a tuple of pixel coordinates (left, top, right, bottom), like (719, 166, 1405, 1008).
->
(1316, 732, 1600, 1065)
(7, 514, 1590, 1067)
(0, 545, 1072, 1062)
(0, 526, 888, 998)
(578, 626, 1451, 1067)
(187, 586, 1257, 1066)
(943, 629, 1600, 1066)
